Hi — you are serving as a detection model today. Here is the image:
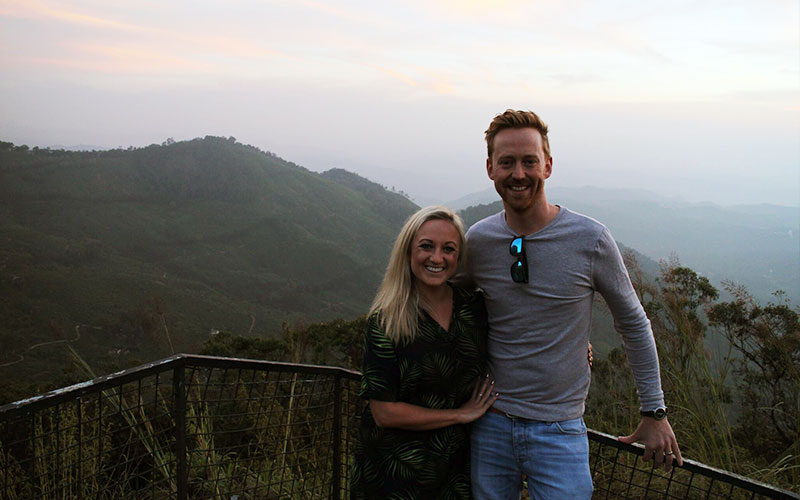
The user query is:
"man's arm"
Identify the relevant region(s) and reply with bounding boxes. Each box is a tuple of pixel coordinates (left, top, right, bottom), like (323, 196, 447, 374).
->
(593, 228, 683, 471)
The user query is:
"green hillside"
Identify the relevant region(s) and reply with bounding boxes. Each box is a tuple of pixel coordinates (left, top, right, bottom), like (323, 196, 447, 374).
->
(0, 138, 418, 390)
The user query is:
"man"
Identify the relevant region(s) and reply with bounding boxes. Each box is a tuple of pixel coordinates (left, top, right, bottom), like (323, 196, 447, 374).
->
(463, 109, 682, 500)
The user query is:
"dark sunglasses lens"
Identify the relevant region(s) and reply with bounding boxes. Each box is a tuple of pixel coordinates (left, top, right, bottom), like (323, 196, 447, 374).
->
(509, 236, 528, 283)
(510, 237, 523, 256)
(510, 261, 527, 283)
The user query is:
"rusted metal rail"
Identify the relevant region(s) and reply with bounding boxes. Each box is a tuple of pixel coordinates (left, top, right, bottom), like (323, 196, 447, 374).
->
(0, 354, 796, 500)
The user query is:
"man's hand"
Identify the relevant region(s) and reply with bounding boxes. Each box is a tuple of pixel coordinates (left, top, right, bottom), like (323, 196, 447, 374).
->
(618, 417, 683, 472)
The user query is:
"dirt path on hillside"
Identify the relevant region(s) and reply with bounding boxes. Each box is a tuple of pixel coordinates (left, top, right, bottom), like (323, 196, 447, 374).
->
(0, 324, 82, 368)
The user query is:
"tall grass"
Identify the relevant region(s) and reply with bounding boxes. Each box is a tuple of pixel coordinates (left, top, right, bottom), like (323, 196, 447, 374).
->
(588, 254, 800, 493)
(1, 353, 349, 499)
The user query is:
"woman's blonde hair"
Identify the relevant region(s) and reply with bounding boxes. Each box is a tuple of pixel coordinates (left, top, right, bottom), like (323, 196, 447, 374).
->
(369, 205, 466, 345)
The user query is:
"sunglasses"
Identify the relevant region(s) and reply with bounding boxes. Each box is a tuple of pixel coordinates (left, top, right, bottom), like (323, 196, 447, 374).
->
(509, 235, 528, 283)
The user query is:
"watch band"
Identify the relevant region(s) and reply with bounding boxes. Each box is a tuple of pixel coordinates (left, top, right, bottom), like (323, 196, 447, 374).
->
(640, 407, 668, 420)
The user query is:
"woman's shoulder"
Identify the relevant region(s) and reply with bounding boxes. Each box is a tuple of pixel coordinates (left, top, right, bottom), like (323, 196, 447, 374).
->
(452, 283, 483, 299)
(451, 284, 485, 309)
(365, 310, 385, 332)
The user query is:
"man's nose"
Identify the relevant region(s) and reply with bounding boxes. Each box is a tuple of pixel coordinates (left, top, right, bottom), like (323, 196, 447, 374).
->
(511, 161, 525, 178)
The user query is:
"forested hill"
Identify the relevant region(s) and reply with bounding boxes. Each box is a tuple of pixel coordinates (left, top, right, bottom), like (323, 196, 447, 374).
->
(0, 137, 418, 389)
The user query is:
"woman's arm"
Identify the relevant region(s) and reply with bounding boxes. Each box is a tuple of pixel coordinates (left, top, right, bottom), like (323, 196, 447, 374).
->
(370, 376, 498, 431)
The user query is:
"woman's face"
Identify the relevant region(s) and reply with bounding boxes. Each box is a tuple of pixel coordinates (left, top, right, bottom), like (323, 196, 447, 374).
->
(409, 219, 460, 293)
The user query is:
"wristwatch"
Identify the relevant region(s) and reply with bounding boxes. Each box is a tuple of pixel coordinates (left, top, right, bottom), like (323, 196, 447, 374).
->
(640, 407, 668, 420)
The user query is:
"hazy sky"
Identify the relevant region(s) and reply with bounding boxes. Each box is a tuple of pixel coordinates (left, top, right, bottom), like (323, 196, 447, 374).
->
(1, 0, 798, 206)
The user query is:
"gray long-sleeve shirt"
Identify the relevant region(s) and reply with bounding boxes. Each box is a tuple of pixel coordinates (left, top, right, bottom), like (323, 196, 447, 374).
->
(463, 207, 665, 421)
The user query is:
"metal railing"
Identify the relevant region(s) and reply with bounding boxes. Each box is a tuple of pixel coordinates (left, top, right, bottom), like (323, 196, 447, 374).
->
(0, 354, 796, 500)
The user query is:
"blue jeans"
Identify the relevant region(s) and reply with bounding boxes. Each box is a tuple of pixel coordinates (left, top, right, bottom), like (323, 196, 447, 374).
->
(471, 411, 593, 500)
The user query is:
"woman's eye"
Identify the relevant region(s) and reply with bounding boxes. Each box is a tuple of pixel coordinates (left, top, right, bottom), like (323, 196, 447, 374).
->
(444, 246, 457, 253)
(419, 243, 433, 250)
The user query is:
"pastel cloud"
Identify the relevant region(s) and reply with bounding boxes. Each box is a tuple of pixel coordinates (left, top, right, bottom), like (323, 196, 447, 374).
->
(0, 0, 146, 32)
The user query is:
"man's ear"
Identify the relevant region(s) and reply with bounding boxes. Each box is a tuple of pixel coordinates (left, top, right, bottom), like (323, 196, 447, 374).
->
(544, 156, 553, 179)
(486, 158, 494, 180)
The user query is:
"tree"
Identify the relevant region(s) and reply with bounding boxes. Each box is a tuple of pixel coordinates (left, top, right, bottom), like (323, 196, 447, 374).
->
(652, 262, 719, 372)
(605, 254, 799, 490)
(199, 315, 368, 370)
(708, 285, 800, 469)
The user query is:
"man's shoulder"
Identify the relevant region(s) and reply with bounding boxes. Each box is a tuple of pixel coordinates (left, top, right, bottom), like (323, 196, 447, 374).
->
(556, 206, 609, 237)
(467, 211, 504, 235)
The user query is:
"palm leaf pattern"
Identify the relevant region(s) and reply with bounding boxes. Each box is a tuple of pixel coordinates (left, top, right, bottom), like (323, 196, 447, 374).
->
(365, 318, 397, 360)
(421, 352, 456, 384)
(351, 287, 487, 499)
(416, 320, 437, 343)
(386, 490, 419, 500)
(378, 440, 426, 480)
(454, 325, 481, 360)
(397, 357, 422, 388)
(427, 426, 456, 457)
(420, 392, 447, 410)
(440, 473, 471, 500)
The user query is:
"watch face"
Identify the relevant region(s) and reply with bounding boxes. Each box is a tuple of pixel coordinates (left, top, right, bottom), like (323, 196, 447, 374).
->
(654, 408, 667, 420)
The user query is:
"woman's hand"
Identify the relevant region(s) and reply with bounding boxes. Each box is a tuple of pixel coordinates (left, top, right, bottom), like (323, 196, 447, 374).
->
(458, 375, 499, 423)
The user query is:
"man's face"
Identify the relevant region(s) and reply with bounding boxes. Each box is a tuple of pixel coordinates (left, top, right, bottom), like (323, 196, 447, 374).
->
(486, 127, 552, 214)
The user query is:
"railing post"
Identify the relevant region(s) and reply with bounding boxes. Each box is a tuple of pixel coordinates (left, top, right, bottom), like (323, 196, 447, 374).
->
(76, 398, 82, 500)
(331, 374, 343, 500)
(174, 360, 187, 500)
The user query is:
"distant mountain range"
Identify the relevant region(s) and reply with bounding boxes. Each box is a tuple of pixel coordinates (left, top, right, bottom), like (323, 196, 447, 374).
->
(1, 137, 796, 395)
(455, 186, 799, 304)
(0, 138, 417, 386)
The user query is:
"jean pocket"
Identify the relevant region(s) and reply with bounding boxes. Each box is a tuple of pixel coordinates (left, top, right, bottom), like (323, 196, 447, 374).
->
(552, 417, 587, 435)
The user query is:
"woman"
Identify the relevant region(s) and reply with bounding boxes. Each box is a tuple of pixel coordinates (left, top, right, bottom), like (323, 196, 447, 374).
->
(351, 205, 497, 500)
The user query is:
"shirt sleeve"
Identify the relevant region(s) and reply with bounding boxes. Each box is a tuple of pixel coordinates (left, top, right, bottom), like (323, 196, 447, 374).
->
(359, 313, 401, 402)
(593, 228, 666, 411)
